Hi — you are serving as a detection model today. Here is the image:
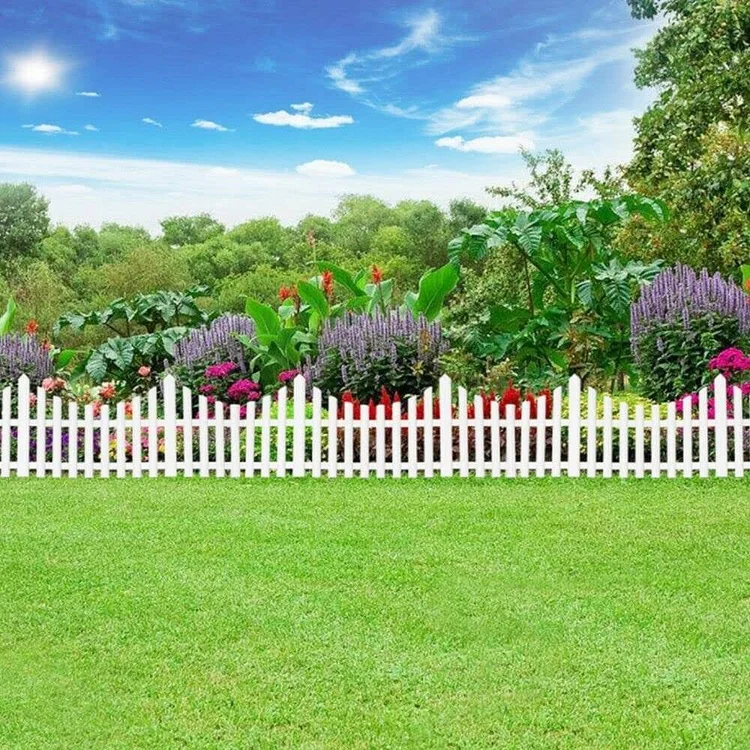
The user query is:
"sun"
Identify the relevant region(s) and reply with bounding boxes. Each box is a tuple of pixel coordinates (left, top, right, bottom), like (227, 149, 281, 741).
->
(4, 50, 67, 95)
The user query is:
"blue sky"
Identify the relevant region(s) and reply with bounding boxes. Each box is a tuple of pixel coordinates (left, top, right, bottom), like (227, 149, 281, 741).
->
(0, 0, 657, 230)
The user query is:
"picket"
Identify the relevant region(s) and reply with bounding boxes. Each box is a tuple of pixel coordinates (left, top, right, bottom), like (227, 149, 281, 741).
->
(0, 373, 743, 480)
(67, 400, 79, 478)
(733, 387, 743, 478)
(1, 386, 10, 477)
(17, 376, 30, 477)
(618, 401, 628, 479)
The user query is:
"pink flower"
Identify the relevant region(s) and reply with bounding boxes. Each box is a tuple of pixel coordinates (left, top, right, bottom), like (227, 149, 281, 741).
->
(100, 382, 116, 400)
(42, 377, 56, 392)
(227, 378, 261, 402)
(205, 362, 238, 379)
(137, 365, 151, 378)
(199, 384, 215, 395)
(278, 369, 299, 384)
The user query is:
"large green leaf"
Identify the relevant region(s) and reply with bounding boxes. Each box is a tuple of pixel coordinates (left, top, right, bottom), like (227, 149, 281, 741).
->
(0, 297, 18, 335)
(297, 280, 330, 323)
(85, 350, 109, 383)
(244, 299, 281, 344)
(410, 264, 459, 321)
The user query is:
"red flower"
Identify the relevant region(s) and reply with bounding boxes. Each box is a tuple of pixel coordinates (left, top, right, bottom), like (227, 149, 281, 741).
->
(100, 382, 116, 400)
(371, 265, 383, 284)
(279, 285, 299, 304)
(321, 270, 334, 301)
(25, 319, 39, 337)
(744, 278, 750, 293)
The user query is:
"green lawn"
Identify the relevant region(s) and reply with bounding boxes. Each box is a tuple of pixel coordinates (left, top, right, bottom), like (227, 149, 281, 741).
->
(0, 479, 748, 749)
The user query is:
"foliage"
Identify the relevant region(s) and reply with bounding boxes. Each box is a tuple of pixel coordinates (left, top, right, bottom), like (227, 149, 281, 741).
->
(624, 0, 750, 275)
(631, 265, 750, 401)
(308, 311, 446, 401)
(160, 213, 225, 247)
(0, 297, 17, 335)
(0, 183, 49, 272)
(83, 328, 187, 388)
(55, 286, 212, 339)
(449, 195, 667, 387)
(0, 333, 54, 387)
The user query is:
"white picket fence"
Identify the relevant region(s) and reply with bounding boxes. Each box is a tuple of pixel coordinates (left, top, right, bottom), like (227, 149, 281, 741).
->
(0, 374, 747, 479)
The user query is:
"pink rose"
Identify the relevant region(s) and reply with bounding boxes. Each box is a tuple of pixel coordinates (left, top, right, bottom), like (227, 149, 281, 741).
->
(137, 365, 152, 378)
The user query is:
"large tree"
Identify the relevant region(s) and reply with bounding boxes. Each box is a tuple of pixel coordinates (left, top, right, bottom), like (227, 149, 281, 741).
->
(0, 183, 49, 272)
(623, 0, 750, 272)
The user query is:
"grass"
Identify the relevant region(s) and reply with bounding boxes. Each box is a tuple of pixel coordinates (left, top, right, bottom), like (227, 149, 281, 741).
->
(0, 479, 748, 749)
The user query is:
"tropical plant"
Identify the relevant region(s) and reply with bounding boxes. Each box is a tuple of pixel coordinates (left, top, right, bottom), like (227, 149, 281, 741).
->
(448, 195, 668, 386)
(0, 297, 17, 335)
(631, 265, 750, 401)
(54, 286, 212, 338)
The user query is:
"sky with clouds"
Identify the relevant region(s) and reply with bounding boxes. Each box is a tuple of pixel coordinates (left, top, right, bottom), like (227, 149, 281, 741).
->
(0, 0, 658, 230)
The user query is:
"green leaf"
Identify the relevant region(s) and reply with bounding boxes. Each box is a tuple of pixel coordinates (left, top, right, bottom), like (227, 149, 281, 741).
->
(244, 299, 281, 343)
(0, 297, 18, 336)
(54, 349, 77, 369)
(741, 265, 750, 295)
(85, 350, 108, 383)
(410, 264, 459, 321)
(297, 280, 330, 322)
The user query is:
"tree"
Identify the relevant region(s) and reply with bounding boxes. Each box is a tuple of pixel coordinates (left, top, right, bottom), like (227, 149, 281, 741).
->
(448, 198, 488, 235)
(160, 213, 225, 247)
(0, 183, 49, 271)
(332, 195, 394, 257)
(623, 0, 750, 273)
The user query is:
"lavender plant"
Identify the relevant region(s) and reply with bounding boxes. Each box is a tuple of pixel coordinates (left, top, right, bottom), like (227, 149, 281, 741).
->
(172, 314, 256, 390)
(631, 264, 750, 400)
(0, 334, 54, 388)
(308, 310, 446, 400)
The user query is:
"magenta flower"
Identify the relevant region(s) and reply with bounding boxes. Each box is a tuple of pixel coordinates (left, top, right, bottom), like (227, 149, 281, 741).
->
(205, 361, 238, 379)
(227, 378, 261, 402)
(278, 369, 299, 384)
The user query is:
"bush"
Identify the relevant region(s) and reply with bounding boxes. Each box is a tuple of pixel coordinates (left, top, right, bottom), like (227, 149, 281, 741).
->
(308, 311, 446, 401)
(631, 265, 750, 401)
(0, 334, 54, 388)
(172, 314, 255, 391)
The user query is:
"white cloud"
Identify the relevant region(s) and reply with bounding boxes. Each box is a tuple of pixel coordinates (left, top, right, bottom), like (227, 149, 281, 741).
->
(76, 91, 101, 97)
(0, 147, 515, 230)
(427, 22, 658, 137)
(326, 9, 466, 112)
(253, 105, 353, 130)
(84, 124, 99, 132)
(48, 183, 94, 194)
(191, 119, 234, 132)
(435, 134, 535, 154)
(456, 94, 511, 110)
(295, 160, 355, 177)
(142, 117, 163, 127)
(22, 123, 79, 136)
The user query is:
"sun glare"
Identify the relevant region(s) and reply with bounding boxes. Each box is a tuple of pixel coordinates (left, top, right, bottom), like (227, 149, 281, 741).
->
(4, 51, 67, 95)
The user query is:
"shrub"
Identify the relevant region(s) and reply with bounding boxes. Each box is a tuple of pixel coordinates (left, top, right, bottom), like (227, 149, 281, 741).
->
(308, 311, 446, 401)
(173, 314, 255, 390)
(0, 334, 54, 388)
(631, 265, 750, 401)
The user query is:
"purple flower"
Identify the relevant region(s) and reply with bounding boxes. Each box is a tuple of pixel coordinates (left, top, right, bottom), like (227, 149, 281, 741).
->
(174, 314, 255, 372)
(0, 334, 54, 388)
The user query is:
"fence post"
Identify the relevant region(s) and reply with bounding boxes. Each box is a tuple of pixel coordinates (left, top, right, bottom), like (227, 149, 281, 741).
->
(733, 386, 743, 478)
(163, 375, 177, 477)
(1, 387, 10, 477)
(439, 375, 453, 478)
(714, 374, 728, 478)
(567, 375, 581, 477)
(292, 375, 306, 477)
(17, 376, 30, 477)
